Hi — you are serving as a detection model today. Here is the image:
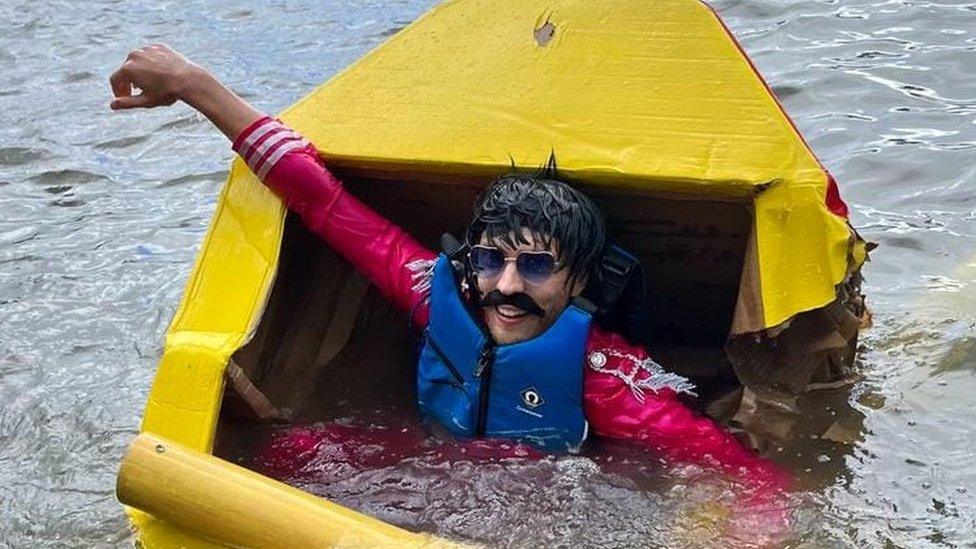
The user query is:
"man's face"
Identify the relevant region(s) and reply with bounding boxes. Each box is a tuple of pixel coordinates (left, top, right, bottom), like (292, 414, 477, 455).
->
(475, 229, 584, 345)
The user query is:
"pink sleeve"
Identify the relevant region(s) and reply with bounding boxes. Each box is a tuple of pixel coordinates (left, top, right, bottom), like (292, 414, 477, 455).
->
(233, 117, 434, 326)
(583, 326, 790, 493)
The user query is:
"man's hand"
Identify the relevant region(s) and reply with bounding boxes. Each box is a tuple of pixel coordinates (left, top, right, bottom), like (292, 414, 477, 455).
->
(108, 44, 264, 141)
(109, 44, 201, 110)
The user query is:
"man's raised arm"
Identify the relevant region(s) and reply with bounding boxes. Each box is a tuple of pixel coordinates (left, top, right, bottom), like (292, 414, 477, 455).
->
(110, 45, 435, 321)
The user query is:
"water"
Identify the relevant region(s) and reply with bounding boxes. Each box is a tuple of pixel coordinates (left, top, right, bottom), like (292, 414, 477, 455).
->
(0, 0, 974, 547)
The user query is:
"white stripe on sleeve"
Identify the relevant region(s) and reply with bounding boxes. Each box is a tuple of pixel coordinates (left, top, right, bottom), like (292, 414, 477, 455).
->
(237, 119, 281, 159)
(246, 130, 300, 174)
(256, 139, 309, 180)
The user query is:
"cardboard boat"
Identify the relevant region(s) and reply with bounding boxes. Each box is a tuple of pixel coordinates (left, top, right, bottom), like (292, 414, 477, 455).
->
(117, 0, 867, 546)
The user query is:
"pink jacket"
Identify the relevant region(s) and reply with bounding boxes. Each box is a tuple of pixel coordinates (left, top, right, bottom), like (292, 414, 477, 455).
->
(233, 117, 790, 494)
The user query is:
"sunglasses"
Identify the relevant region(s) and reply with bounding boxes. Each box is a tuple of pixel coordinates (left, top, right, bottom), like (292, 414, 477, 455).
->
(469, 245, 562, 285)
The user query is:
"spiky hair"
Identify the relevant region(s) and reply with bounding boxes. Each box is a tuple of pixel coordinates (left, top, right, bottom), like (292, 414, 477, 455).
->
(465, 155, 606, 286)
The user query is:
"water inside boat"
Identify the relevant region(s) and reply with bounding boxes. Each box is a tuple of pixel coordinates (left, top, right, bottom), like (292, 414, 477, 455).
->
(212, 175, 818, 546)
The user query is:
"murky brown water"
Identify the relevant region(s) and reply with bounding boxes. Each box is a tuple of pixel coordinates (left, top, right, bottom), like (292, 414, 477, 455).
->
(1, 0, 974, 547)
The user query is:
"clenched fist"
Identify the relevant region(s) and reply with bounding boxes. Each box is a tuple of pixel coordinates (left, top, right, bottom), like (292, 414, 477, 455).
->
(109, 44, 203, 110)
(109, 44, 262, 140)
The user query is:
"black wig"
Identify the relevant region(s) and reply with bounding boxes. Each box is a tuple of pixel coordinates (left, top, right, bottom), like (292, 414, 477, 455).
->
(465, 155, 606, 286)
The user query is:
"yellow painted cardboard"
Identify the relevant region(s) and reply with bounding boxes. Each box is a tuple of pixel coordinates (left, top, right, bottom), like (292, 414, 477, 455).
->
(125, 0, 862, 545)
(140, 161, 284, 450)
(285, 0, 860, 330)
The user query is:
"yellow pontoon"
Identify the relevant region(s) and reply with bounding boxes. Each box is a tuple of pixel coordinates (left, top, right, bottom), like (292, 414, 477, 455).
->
(117, 0, 866, 546)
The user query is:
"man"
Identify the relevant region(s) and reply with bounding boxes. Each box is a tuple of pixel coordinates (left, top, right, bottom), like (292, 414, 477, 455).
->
(110, 44, 788, 492)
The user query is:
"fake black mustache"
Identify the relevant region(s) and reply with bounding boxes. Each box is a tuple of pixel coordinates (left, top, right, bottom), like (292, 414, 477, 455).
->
(480, 289, 545, 318)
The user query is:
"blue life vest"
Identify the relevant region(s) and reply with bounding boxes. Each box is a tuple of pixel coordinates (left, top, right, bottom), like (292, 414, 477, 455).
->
(417, 254, 591, 453)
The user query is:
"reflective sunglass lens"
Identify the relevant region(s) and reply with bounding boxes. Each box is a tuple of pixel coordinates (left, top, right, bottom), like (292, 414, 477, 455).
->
(470, 247, 504, 277)
(516, 252, 556, 284)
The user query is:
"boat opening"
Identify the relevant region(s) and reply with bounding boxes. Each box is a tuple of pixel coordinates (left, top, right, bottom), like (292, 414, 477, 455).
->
(215, 175, 753, 436)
